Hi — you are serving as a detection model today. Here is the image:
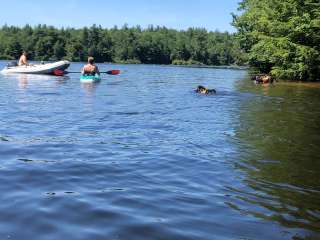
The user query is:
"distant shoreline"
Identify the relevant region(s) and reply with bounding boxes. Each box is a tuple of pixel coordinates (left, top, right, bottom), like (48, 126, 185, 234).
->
(167, 64, 248, 70)
(0, 59, 248, 71)
(1, 60, 319, 82)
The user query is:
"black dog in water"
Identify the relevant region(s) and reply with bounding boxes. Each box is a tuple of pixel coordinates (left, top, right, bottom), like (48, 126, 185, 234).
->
(195, 85, 216, 94)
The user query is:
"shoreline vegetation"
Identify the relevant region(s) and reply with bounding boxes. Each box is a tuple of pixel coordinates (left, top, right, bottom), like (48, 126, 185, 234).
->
(0, 24, 247, 68)
(103, 60, 248, 70)
(232, 0, 320, 81)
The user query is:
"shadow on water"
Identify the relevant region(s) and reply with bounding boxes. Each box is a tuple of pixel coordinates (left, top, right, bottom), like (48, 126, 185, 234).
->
(230, 79, 320, 239)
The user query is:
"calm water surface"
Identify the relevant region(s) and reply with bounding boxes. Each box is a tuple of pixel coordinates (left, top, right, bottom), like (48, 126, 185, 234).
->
(0, 62, 319, 240)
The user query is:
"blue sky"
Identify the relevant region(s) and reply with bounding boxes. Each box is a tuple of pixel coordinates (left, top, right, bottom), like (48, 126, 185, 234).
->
(0, 0, 240, 32)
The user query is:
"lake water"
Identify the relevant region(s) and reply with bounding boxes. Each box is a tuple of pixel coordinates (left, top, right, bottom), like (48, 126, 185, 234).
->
(0, 62, 319, 240)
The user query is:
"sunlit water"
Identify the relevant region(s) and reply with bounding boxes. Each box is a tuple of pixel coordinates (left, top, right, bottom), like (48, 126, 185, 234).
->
(0, 61, 319, 240)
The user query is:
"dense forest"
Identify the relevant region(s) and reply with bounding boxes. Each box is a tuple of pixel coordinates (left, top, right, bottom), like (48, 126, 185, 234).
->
(233, 0, 320, 81)
(0, 24, 246, 66)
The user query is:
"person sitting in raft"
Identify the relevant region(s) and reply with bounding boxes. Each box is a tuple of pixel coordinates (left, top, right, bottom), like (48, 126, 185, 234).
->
(81, 57, 100, 76)
(18, 50, 29, 66)
(195, 85, 216, 94)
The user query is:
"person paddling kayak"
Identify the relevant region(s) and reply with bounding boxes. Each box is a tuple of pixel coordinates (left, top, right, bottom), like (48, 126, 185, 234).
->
(18, 50, 29, 66)
(81, 57, 100, 76)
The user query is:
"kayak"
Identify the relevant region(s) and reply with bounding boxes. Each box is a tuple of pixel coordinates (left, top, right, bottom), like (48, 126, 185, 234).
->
(80, 75, 101, 83)
(0, 60, 70, 75)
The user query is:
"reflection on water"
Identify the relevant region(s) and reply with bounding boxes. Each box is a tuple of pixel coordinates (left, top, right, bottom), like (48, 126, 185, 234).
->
(232, 80, 320, 238)
(18, 74, 28, 88)
(81, 81, 100, 95)
(4, 73, 71, 89)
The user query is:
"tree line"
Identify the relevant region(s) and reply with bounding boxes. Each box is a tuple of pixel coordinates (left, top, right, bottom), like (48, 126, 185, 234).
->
(0, 24, 246, 66)
(233, 0, 320, 81)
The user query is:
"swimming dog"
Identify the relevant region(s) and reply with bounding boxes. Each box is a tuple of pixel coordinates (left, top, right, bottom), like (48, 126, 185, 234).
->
(195, 85, 216, 94)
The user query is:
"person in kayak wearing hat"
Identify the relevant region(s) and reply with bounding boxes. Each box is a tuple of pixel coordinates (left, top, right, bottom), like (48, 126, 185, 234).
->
(18, 50, 29, 66)
(81, 57, 100, 76)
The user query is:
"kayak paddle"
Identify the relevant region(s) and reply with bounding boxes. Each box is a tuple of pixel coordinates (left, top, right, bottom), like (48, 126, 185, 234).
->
(53, 69, 120, 76)
(104, 70, 120, 75)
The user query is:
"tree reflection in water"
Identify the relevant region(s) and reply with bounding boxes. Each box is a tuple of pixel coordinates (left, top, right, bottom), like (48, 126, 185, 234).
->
(230, 79, 320, 239)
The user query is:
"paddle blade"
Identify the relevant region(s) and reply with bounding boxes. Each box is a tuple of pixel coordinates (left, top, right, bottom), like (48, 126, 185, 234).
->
(106, 70, 120, 75)
(53, 69, 65, 76)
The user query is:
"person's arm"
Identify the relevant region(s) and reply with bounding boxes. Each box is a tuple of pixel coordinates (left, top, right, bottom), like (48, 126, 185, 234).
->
(22, 56, 28, 65)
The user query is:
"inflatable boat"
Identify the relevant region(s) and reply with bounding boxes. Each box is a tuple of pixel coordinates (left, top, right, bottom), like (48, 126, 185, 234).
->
(0, 60, 70, 75)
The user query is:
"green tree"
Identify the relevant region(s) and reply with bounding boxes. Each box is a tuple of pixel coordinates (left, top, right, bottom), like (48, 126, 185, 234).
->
(65, 38, 83, 62)
(53, 40, 65, 60)
(0, 24, 244, 66)
(233, 0, 320, 80)
(4, 38, 22, 59)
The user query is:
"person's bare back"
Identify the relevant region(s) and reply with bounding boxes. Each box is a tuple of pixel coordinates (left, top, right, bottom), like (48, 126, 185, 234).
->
(18, 51, 28, 66)
(81, 57, 100, 75)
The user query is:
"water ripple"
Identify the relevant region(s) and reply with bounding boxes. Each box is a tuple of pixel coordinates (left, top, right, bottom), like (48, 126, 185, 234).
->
(0, 62, 319, 240)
